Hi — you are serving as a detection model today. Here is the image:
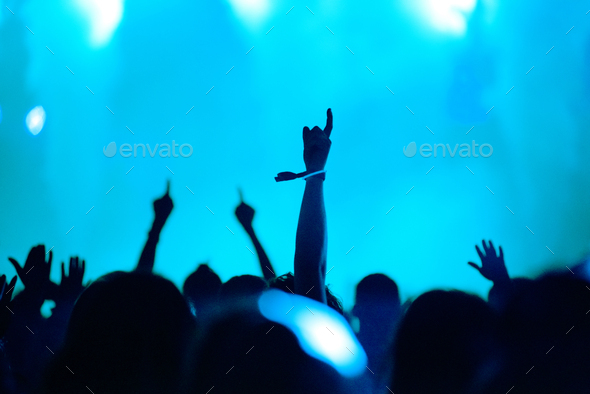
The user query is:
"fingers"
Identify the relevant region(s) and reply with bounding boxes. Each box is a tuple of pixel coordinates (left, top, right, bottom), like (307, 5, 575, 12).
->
(303, 126, 311, 142)
(499, 246, 504, 260)
(481, 239, 488, 253)
(166, 180, 171, 195)
(324, 108, 333, 138)
(238, 187, 244, 202)
(48, 250, 53, 270)
(475, 245, 484, 261)
(467, 262, 481, 273)
(8, 258, 23, 277)
(30, 245, 43, 266)
(488, 240, 495, 254)
(81, 260, 86, 278)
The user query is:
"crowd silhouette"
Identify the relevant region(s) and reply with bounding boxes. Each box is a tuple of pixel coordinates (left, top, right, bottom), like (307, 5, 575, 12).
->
(1, 109, 590, 394)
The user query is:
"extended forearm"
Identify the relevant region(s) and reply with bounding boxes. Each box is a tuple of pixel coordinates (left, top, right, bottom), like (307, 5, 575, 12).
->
(294, 177, 327, 303)
(136, 223, 162, 273)
(246, 227, 275, 281)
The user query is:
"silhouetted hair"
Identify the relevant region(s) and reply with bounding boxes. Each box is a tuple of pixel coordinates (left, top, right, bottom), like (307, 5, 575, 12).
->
(355, 273, 400, 315)
(42, 271, 196, 394)
(269, 273, 343, 315)
(392, 290, 499, 394)
(191, 305, 346, 394)
(183, 264, 222, 311)
(219, 275, 267, 301)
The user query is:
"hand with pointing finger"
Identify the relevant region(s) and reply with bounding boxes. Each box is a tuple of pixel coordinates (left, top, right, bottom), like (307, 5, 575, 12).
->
(137, 181, 174, 272)
(153, 180, 173, 230)
(235, 201, 255, 231)
(303, 108, 333, 173)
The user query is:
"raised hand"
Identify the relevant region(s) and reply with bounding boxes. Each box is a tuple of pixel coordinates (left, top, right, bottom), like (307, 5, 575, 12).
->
(468, 240, 509, 284)
(153, 180, 174, 229)
(303, 108, 333, 173)
(8, 245, 53, 296)
(56, 257, 86, 304)
(0, 274, 17, 337)
(235, 201, 255, 230)
(234, 190, 276, 280)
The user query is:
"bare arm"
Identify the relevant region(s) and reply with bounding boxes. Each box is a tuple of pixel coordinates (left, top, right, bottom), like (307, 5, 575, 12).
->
(236, 201, 276, 281)
(137, 182, 173, 273)
(293, 109, 333, 304)
(294, 177, 327, 303)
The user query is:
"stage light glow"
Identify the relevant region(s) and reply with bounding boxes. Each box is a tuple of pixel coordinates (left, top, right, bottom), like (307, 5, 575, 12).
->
(258, 289, 367, 378)
(74, 0, 124, 47)
(418, 0, 477, 35)
(25, 106, 46, 136)
(226, 0, 270, 26)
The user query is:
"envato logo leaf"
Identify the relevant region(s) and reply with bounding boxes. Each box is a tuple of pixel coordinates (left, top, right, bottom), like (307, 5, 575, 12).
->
(403, 141, 417, 157)
(103, 141, 117, 158)
(103, 141, 193, 158)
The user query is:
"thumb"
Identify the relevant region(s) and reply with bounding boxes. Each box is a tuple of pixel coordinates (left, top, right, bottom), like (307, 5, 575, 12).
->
(8, 258, 22, 276)
(467, 262, 481, 273)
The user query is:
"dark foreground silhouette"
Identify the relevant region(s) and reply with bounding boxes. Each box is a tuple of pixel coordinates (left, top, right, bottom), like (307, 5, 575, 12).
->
(1, 110, 589, 394)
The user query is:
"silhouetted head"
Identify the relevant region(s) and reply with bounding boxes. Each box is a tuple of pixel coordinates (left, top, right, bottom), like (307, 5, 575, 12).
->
(353, 273, 400, 325)
(481, 273, 590, 393)
(269, 273, 343, 315)
(43, 271, 196, 394)
(392, 290, 499, 394)
(183, 264, 222, 313)
(191, 305, 347, 394)
(219, 274, 267, 302)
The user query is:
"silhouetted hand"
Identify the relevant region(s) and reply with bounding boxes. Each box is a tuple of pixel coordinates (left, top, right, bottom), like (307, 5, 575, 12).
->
(0, 274, 17, 337)
(303, 108, 332, 173)
(153, 181, 173, 229)
(235, 202, 255, 230)
(468, 240, 509, 284)
(8, 245, 53, 298)
(56, 257, 85, 304)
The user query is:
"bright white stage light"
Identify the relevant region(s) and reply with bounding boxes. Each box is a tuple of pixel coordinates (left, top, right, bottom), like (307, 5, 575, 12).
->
(258, 289, 368, 378)
(25, 106, 46, 136)
(226, 0, 270, 27)
(419, 0, 477, 35)
(75, 0, 124, 47)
